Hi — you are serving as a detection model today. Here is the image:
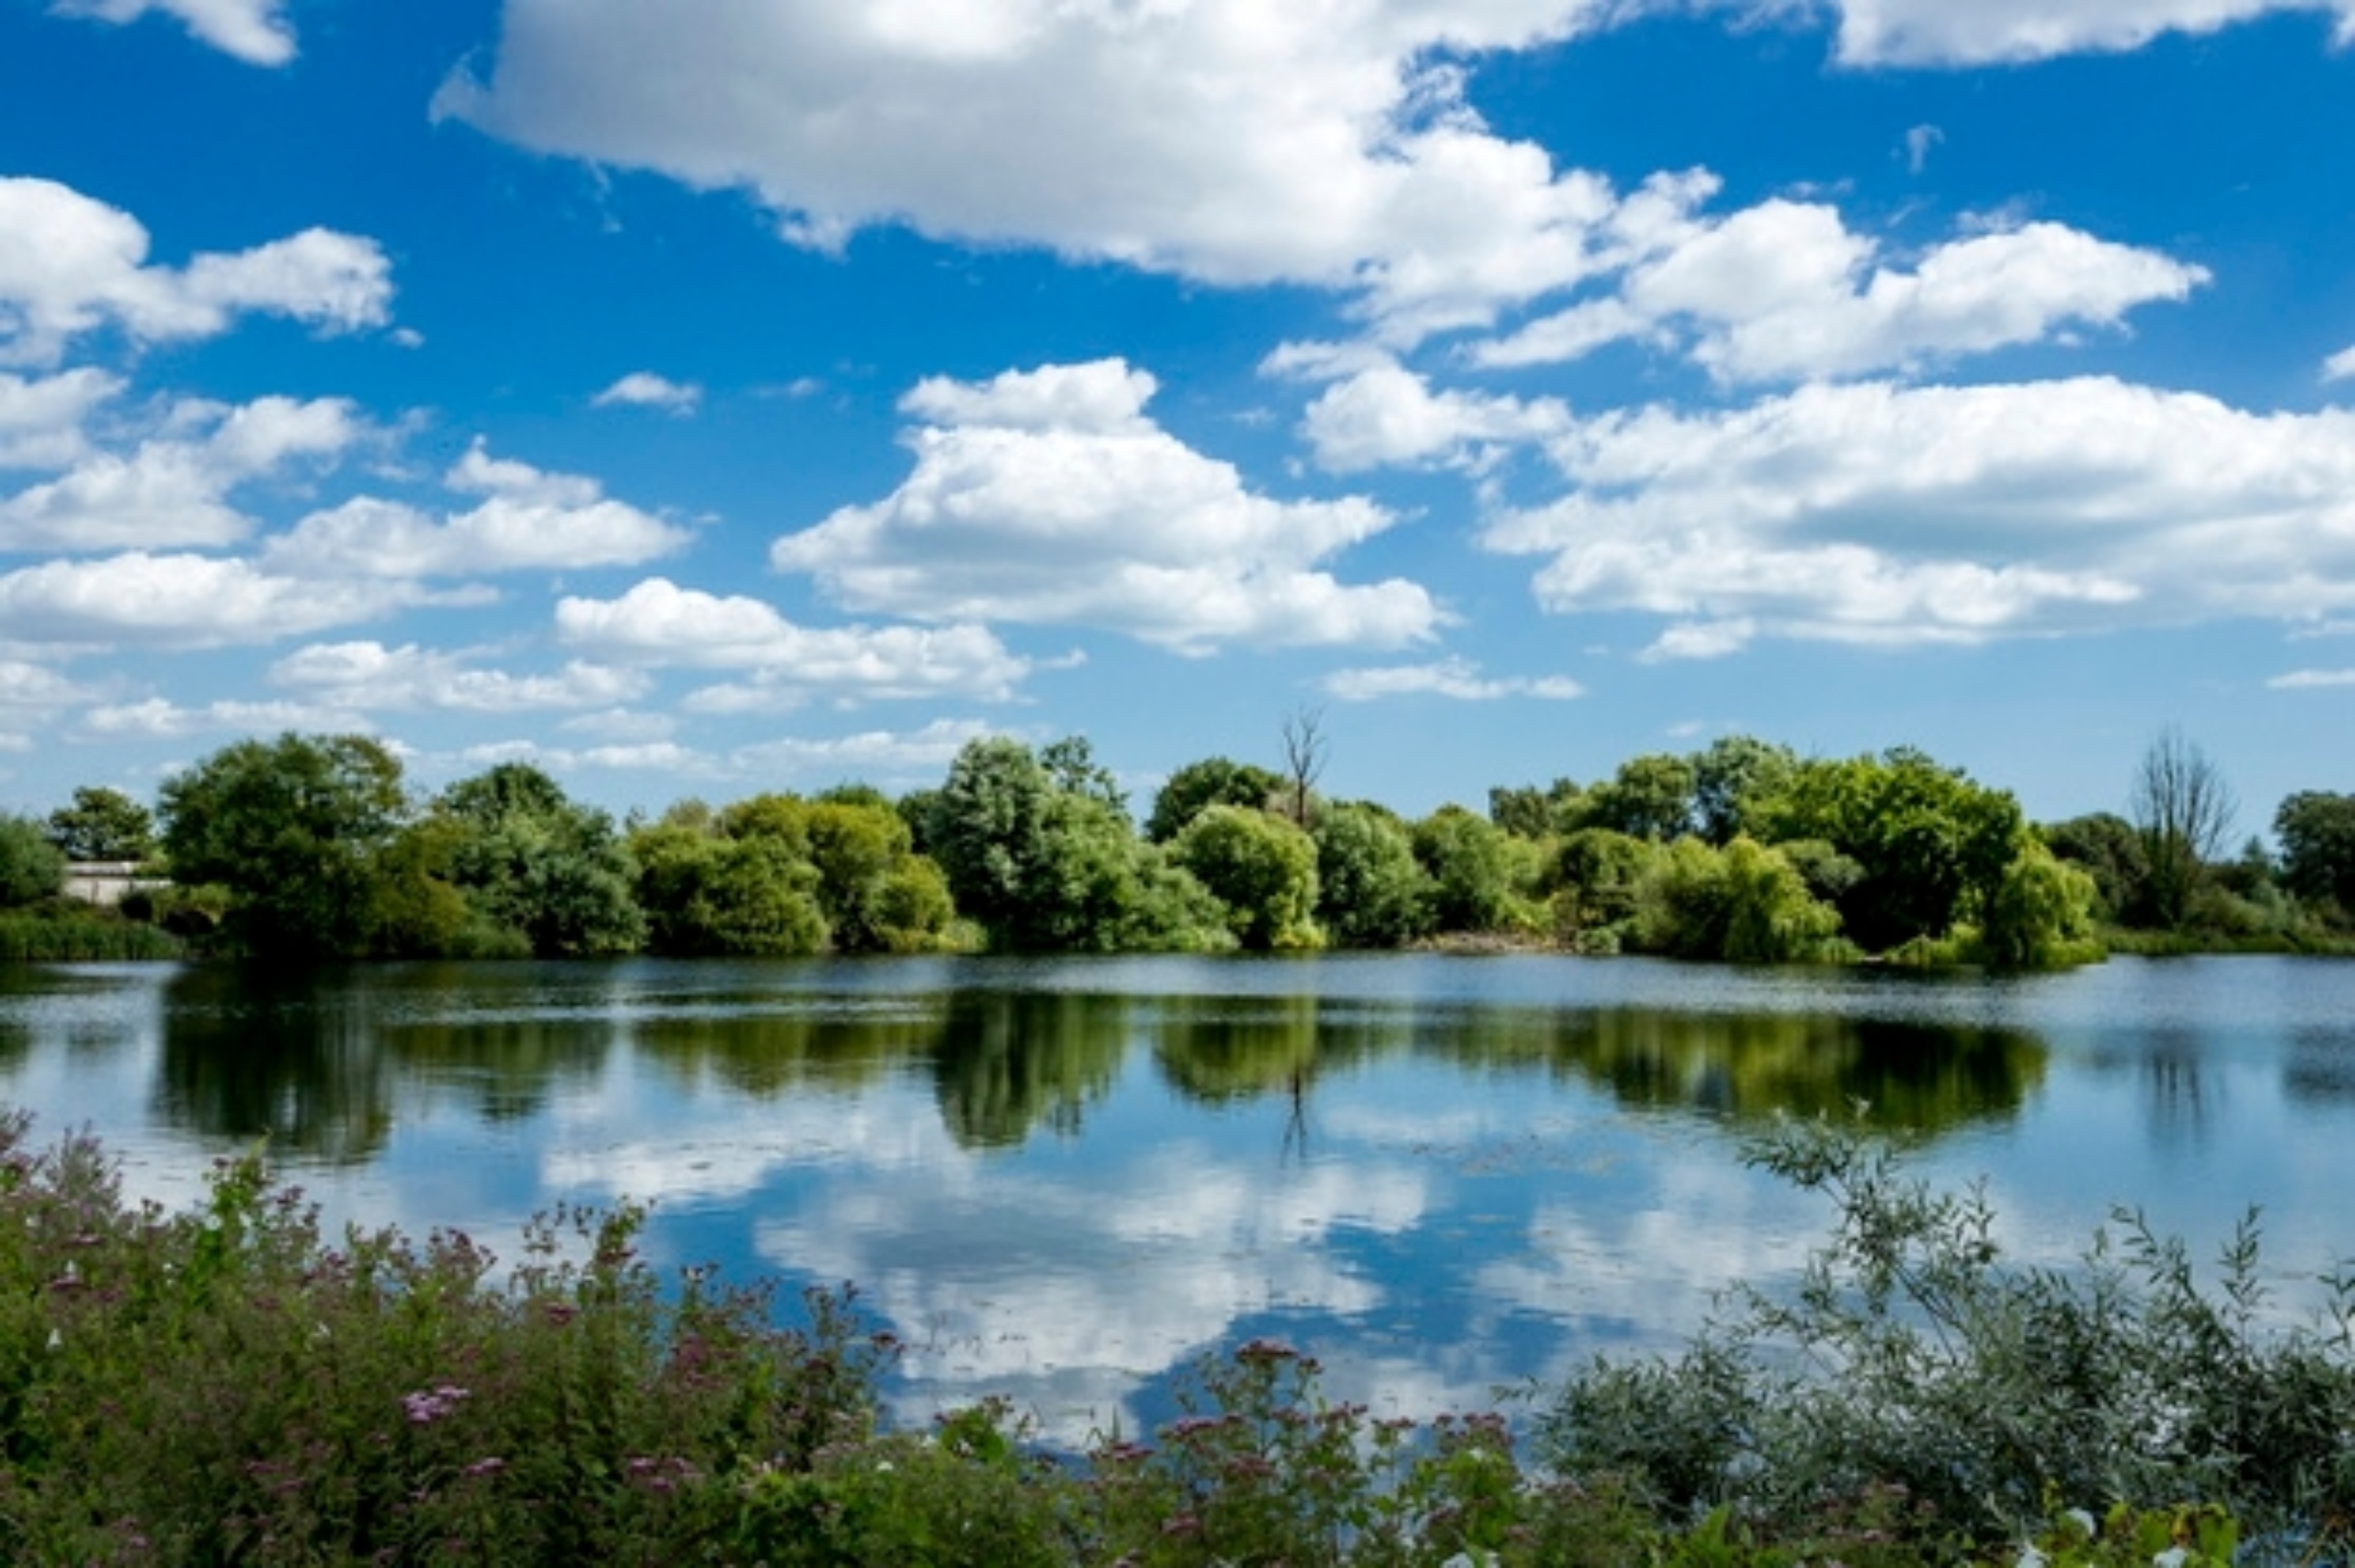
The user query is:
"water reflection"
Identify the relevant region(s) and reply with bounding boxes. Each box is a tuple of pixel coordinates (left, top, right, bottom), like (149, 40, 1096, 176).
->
(154, 965, 394, 1164)
(931, 990, 1131, 1148)
(2284, 1026, 2355, 1105)
(1142, 995, 2044, 1136)
(132, 971, 2054, 1157)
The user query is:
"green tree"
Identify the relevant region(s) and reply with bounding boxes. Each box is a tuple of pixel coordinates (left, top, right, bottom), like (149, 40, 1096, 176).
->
(1313, 804, 1433, 947)
(1977, 844, 2102, 968)
(0, 815, 66, 908)
(926, 738, 1059, 946)
(1040, 735, 1127, 814)
(2273, 791, 2355, 921)
(1413, 806, 1528, 934)
(928, 737, 1227, 953)
(1631, 837, 1844, 963)
(1756, 748, 2025, 954)
(1690, 736, 1798, 846)
(1172, 805, 1323, 950)
(1147, 757, 1284, 843)
(1550, 828, 1660, 947)
(433, 763, 644, 957)
(1577, 753, 1699, 842)
(159, 733, 411, 958)
(44, 786, 155, 862)
(801, 798, 956, 953)
(629, 821, 828, 957)
(1488, 778, 1584, 840)
(2043, 811, 2149, 923)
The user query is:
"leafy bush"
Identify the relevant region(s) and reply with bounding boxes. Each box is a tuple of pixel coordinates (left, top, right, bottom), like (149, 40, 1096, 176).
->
(1541, 1114, 2355, 1556)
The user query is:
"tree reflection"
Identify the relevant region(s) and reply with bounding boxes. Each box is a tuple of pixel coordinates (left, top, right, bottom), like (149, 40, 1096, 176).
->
(2285, 1026, 2355, 1106)
(152, 965, 392, 1163)
(631, 1001, 935, 1099)
(385, 1014, 609, 1121)
(930, 990, 1130, 1149)
(1148, 995, 2044, 1137)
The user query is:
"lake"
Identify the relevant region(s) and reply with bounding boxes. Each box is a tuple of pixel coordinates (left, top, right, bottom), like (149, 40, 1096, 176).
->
(3, 953, 2352, 1445)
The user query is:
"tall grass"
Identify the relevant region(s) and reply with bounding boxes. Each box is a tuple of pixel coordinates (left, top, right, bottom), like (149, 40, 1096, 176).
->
(0, 910, 181, 962)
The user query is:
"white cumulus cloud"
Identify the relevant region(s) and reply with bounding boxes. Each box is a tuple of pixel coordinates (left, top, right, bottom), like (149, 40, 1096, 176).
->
(264, 442, 688, 578)
(1484, 377, 2355, 655)
(593, 371, 703, 414)
(770, 359, 1440, 652)
(2325, 345, 2355, 384)
(1320, 657, 1584, 702)
(0, 177, 391, 366)
(0, 552, 439, 650)
(556, 577, 1033, 702)
(434, 0, 1641, 341)
(0, 369, 119, 471)
(1803, 0, 2355, 67)
(46, 0, 297, 65)
(1301, 360, 1571, 473)
(268, 641, 653, 713)
(79, 695, 361, 740)
(1, 395, 363, 553)
(1473, 191, 2206, 384)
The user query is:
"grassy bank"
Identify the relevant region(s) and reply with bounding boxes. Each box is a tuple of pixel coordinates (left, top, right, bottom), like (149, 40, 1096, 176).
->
(3, 1106, 2343, 1565)
(0, 906, 181, 962)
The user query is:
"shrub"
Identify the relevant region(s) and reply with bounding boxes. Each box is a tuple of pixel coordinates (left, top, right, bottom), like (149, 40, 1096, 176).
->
(1540, 1114, 2355, 1555)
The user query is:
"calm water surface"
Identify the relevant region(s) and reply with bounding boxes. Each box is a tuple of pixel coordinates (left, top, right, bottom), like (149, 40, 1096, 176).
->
(3, 953, 2352, 1440)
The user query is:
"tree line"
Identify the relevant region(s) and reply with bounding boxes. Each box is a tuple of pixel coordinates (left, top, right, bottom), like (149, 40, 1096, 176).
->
(2, 724, 2351, 966)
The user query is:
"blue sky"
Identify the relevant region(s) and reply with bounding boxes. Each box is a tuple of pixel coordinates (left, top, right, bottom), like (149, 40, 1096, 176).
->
(2, 0, 2353, 831)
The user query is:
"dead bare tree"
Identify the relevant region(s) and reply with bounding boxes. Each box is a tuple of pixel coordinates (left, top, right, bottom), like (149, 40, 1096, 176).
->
(2130, 726, 2236, 930)
(1279, 706, 1327, 828)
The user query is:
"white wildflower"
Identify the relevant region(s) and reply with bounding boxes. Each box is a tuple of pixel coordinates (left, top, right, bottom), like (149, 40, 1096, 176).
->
(2152, 1549, 2189, 1568)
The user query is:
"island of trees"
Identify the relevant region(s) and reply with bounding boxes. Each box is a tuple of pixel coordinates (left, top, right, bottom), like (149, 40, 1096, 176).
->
(3, 724, 2351, 968)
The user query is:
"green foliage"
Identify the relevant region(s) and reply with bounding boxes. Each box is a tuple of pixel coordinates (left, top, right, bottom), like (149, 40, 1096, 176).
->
(1542, 1114, 2355, 1554)
(2044, 811, 2149, 923)
(157, 732, 411, 958)
(630, 821, 830, 956)
(1487, 778, 1583, 840)
(1547, 828, 1659, 951)
(0, 815, 66, 909)
(1313, 803, 1433, 948)
(1171, 804, 1324, 950)
(1413, 806, 1539, 935)
(801, 799, 957, 953)
(1755, 748, 2025, 954)
(0, 1109, 891, 1566)
(1039, 734, 1127, 814)
(1148, 757, 1286, 843)
(42, 785, 155, 863)
(0, 909, 181, 961)
(1630, 838, 1848, 964)
(1691, 736, 1798, 847)
(433, 764, 644, 957)
(2276, 789, 2355, 922)
(1575, 753, 1700, 842)
(1976, 844, 2104, 968)
(928, 738, 1229, 953)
